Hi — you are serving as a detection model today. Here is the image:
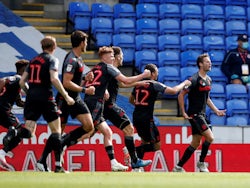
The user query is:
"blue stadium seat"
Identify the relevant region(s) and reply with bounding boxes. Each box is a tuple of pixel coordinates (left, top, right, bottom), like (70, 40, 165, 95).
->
(225, 5, 246, 21)
(204, 20, 225, 36)
(182, 0, 204, 4)
(135, 50, 158, 72)
(248, 22, 250, 38)
(226, 20, 247, 36)
(226, 99, 249, 119)
(113, 18, 135, 36)
(181, 35, 203, 51)
(136, 3, 159, 19)
(226, 116, 248, 126)
(225, 36, 238, 50)
(112, 34, 135, 64)
(180, 50, 201, 67)
(205, 0, 226, 5)
(226, 0, 248, 6)
(136, 18, 158, 35)
(181, 19, 203, 35)
(226, 84, 248, 101)
(91, 18, 113, 47)
(210, 83, 226, 101)
(91, 3, 113, 19)
(203, 5, 225, 20)
(180, 66, 198, 81)
(135, 34, 158, 51)
(207, 98, 226, 125)
(159, 4, 181, 20)
(158, 34, 180, 51)
(66, 2, 91, 33)
(113, 3, 136, 20)
(207, 67, 227, 86)
(208, 50, 225, 67)
(158, 50, 180, 67)
(247, 7, 250, 21)
(181, 4, 203, 20)
(138, 0, 160, 3)
(159, 19, 180, 35)
(203, 35, 225, 51)
(160, 0, 182, 4)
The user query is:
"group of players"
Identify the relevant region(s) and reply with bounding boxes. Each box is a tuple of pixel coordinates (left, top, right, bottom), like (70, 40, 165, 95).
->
(0, 30, 226, 173)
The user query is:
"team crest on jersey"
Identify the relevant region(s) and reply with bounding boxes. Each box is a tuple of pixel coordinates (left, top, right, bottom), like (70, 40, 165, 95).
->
(66, 64, 73, 72)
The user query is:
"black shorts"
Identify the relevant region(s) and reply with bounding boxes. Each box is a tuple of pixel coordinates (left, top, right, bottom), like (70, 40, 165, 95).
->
(24, 99, 59, 123)
(57, 97, 90, 124)
(85, 99, 105, 127)
(0, 107, 20, 129)
(189, 113, 211, 135)
(103, 103, 131, 130)
(133, 118, 160, 143)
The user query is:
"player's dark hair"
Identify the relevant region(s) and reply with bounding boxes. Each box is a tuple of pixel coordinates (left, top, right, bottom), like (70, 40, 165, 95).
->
(41, 36, 56, 51)
(71, 30, 88, 48)
(98, 46, 113, 58)
(112, 46, 122, 57)
(15, 59, 29, 72)
(144, 64, 157, 73)
(196, 53, 210, 68)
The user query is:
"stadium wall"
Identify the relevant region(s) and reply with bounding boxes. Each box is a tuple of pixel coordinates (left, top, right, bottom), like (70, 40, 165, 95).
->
(0, 125, 250, 172)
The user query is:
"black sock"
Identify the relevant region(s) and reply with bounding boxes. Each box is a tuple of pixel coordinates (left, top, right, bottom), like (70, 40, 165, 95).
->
(17, 127, 32, 138)
(49, 133, 62, 165)
(136, 143, 154, 159)
(3, 137, 22, 153)
(200, 141, 211, 162)
(61, 126, 87, 147)
(105, 145, 114, 160)
(39, 136, 54, 164)
(178, 145, 196, 167)
(124, 136, 137, 163)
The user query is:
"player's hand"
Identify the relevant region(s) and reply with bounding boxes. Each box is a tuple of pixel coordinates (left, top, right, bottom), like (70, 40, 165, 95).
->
(216, 109, 226, 116)
(183, 112, 192, 119)
(137, 80, 150, 87)
(65, 96, 75, 106)
(85, 86, 95, 95)
(104, 90, 110, 101)
(142, 69, 151, 78)
(85, 71, 94, 82)
(184, 80, 191, 87)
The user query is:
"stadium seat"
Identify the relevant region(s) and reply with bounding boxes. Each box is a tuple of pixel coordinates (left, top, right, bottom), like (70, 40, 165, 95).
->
(208, 50, 225, 67)
(203, 35, 225, 51)
(210, 114, 226, 125)
(112, 34, 135, 64)
(159, 4, 181, 20)
(226, 20, 247, 36)
(203, 5, 225, 20)
(160, 0, 182, 4)
(135, 50, 158, 72)
(180, 50, 201, 67)
(158, 50, 180, 68)
(138, 0, 160, 3)
(136, 18, 158, 35)
(159, 19, 181, 35)
(225, 36, 238, 50)
(136, 3, 159, 19)
(158, 66, 180, 84)
(181, 35, 203, 51)
(207, 67, 227, 86)
(113, 3, 136, 20)
(91, 3, 113, 19)
(225, 5, 246, 21)
(182, 0, 204, 4)
(207, 98, 226, 125)
(226, 99, 249, 117)
(91, 18, 113, 47)
(225, 84, 248, 101)
(135, 34, 158, 51)
(66, 2, 91, 33)
(180, 66, 198, 81)
(113, 18, 135, 36)
(226, 116, 248, 126)
(181, 19, 203, 35)
(181, 4, 203, 20)
(226, 0, 248, 6)
(204, 0, 226, 5)
(210, 83, 226, 101)
(247, 7, 250, 21)
(204, 20, 225, 36)
(158, 34, 180, 51)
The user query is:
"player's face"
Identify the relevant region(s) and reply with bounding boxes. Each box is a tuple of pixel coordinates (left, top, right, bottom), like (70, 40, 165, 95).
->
(201, 57, 212, 72)
(81, 39, 88, 52)
(116, 52, 124, 67)
(103, 52, 115, 64)
(152, 68, 158, 80)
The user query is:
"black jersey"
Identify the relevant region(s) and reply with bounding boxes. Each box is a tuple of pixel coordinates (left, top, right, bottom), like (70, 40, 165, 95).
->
(84, 62, 120, 101)
(0, 75, 22, 110)
(26, 52, 58, 101)
(61, 51, 85, 99)
(132, 80, 166, 120)
(186, 72, 212, 115)
(105, 77, 119, 104)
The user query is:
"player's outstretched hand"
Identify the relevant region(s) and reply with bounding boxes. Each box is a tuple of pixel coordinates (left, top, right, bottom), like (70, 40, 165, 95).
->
(143, 69, 151, 78)
(184, 80, 192, 87)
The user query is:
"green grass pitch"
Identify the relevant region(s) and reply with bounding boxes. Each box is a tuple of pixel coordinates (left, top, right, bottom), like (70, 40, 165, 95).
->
(1, 172, 250, 188)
